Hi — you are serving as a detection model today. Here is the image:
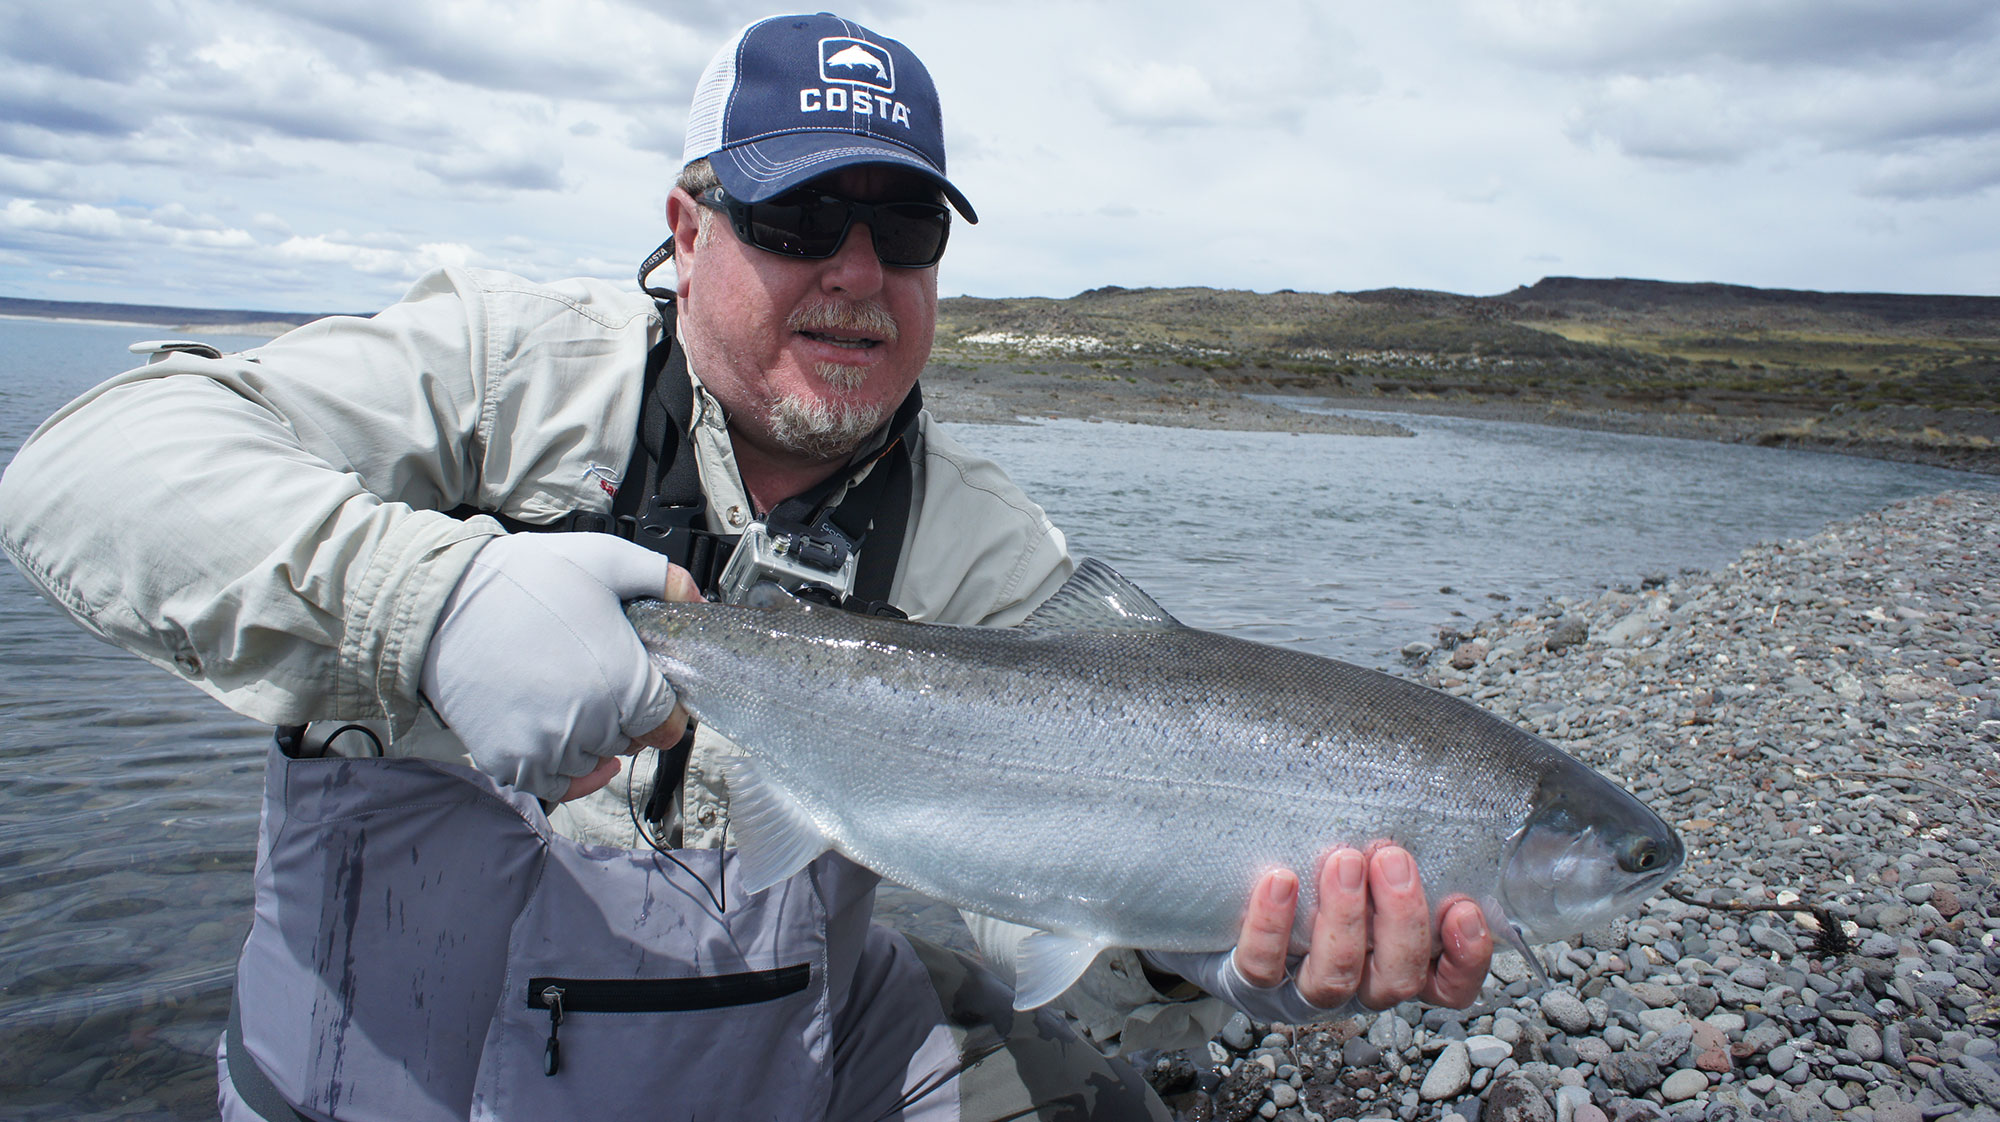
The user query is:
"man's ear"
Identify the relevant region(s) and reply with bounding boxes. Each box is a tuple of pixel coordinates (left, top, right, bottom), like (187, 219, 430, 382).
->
(665, 187, 701, 301)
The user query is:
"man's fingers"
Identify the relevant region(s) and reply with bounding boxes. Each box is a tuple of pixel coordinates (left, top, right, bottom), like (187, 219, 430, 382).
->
(665, 564, 703, 603)
(1423, 897, 1494, 1008)
(1294, 848, 1369, 1007)
(559, 754, 624, 803)
(1355, 846, 1433, 1010)
(630, 705, 691, 753)
(1231, 869, 1299, 988)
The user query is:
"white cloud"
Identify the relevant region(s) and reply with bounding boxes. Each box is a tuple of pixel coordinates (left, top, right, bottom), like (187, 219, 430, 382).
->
(0, 0, 1994, 308)
(1088, 61, 1230, 128)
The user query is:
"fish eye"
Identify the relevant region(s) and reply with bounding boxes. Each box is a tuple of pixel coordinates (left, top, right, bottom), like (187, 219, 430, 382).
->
(1618, 837, 1660, 873)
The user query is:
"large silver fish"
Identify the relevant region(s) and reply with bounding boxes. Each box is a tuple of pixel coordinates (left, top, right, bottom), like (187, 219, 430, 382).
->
(627, 560, 1683, 1008)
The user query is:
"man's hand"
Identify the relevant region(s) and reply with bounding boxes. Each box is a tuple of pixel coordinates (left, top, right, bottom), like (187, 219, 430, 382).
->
(420, 532, 699, 803)
(1145, 845, 1492, 1023)
(556, 560, 702, 802)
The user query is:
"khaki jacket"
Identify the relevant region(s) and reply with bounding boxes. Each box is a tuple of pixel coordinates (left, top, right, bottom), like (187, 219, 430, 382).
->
(0, 265, 1222, 1055)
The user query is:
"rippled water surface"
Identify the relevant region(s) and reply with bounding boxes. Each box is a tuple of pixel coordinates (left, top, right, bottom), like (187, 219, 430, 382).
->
(1, 317, 1993, 1118)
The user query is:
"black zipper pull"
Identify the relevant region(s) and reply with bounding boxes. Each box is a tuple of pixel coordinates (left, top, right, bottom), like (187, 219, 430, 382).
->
(541, 984, 565, 1076)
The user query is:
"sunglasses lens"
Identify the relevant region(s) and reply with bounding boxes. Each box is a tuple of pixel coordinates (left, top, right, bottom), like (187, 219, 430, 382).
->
(736, 193, 949, 267)
(747, 198, 848, 258)
(870, 203, 949, 268)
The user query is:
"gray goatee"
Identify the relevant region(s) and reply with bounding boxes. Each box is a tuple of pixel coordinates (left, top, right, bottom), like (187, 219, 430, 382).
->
(767, 300, 901, 458)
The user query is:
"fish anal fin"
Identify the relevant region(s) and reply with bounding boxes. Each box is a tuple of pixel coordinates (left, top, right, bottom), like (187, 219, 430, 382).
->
(1011, 930, 1108, 1010)
(1018, 559, 1182, 634)
(722, 757, 831, 895)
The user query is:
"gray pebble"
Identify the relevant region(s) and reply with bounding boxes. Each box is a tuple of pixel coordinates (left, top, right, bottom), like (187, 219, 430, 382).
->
(1222, 1011, 1255, 1051)
(1941, 1062, 2000, 1108)
(1485, 1077, 1556, 1122)
(1422, 1043, 1473, 1101)
(1542, 991, 1593, 1035)
(1648, 1024, 1695, 1067)
(1637, 1007, 1687, 1034)
(1602, 1053, 1664, 1093)
(1467, 1035, 1513, 1068)
(1660, 1068, 1708, 1102)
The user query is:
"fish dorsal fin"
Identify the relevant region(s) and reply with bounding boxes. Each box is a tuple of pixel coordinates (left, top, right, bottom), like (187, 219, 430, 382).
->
(1012, 930, 1109, 1010)
(721, 757, 831, 895)
(1017, 559, 1183, 634)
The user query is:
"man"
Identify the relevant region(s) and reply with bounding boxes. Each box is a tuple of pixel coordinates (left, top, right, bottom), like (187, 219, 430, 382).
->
(0, 13, 1490, 1120)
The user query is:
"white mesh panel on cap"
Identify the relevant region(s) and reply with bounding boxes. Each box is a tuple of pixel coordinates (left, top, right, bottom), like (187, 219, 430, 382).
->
(681, 19, 759, 166)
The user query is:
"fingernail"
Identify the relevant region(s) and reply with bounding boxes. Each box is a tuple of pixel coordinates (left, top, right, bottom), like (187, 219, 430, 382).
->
(1380, 848, 1415, 889)
(1263, 870, 1298, 906)
(1459, 907, 1488, 944)
(1335, 849, 1365, 891)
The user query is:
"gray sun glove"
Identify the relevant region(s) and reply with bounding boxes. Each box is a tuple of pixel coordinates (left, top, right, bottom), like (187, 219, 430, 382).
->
(420, 532, 681, 801)
(1142, 949, 1361, 1025)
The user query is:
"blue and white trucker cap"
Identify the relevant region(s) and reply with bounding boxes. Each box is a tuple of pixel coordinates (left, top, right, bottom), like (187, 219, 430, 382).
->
(682, 13, 977, 222)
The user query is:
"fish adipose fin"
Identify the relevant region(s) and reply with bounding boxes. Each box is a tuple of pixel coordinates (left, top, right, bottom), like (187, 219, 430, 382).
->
(1017, 558, 1184, 634)
(1011, 930, 1109, 1010)
(722, 757, 831, 895)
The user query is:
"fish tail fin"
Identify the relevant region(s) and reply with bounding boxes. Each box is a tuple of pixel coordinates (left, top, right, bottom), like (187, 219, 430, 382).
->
(723, 757, 832, 895)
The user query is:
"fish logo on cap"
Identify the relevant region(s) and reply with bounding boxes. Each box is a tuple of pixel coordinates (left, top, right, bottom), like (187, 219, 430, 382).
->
(820, 38, 894, 93)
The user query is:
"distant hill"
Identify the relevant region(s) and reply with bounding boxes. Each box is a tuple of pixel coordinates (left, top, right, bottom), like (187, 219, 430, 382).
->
(1492, 277, 2000, 338)
(928, 275, 1997, 473)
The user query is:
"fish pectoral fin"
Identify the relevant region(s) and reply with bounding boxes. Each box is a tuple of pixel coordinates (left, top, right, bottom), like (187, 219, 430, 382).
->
(722, 758, 831, 895)
(1010, 931, 1108, 1011)
(1482, 897, 1552, 990)
(1504, 922, 1553, 989)
(1016, 558, 1184, 634)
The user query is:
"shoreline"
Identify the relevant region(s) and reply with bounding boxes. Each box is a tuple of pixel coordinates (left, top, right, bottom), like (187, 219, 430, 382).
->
(920, 360, 2000, 476)
(1159, 489, 2000, 1120)
(8, 310, 1987, 474)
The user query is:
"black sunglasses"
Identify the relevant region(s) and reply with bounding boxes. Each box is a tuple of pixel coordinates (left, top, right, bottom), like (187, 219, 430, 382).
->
(697, 187, 950, 269)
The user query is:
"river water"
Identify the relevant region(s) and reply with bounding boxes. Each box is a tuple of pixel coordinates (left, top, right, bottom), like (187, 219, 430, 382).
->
(0, 317, 1993, 1118)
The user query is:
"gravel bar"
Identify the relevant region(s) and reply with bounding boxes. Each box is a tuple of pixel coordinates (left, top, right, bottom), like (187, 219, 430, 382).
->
(1151, 489, 2000, 1122)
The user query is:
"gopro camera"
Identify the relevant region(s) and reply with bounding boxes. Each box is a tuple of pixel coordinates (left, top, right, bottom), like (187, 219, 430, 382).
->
(715, 514, 859, 607)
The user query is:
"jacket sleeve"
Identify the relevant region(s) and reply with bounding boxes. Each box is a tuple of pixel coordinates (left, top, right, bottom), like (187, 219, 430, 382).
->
(0, 270, 556, 730)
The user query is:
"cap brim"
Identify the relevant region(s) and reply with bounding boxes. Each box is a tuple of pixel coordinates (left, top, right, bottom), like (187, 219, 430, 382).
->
(711, 133, 978, 224)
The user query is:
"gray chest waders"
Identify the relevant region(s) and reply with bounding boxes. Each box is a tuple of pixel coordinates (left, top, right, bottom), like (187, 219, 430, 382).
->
(220, 745, 958, 1121)
(223, 291, 952, 1119)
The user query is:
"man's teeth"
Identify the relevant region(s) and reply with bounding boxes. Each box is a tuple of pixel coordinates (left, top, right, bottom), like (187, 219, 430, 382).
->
(803, 330, 877, 349)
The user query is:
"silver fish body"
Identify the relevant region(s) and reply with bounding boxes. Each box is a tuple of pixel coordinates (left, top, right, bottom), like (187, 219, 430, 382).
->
(627, 560, 1681, 1006)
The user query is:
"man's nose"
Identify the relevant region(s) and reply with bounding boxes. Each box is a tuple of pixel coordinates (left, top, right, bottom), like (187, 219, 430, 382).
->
(821, 221, 885, 297)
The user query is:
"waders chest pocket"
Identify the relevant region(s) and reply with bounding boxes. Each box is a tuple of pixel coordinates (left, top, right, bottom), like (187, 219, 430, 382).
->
(528, 965, 812, 1076)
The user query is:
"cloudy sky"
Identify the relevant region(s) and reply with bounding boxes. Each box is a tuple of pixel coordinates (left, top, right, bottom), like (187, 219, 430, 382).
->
(2, 0, 1995, 313)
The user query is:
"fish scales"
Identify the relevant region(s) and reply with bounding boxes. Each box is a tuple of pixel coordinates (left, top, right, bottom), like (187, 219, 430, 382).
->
(626, 560, 1679, 979)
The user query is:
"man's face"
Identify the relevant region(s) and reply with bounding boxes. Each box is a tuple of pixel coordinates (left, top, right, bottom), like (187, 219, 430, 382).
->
(670, 166, 940, 468)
